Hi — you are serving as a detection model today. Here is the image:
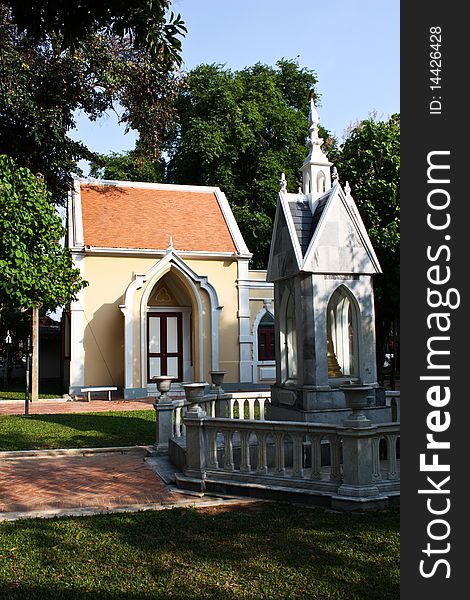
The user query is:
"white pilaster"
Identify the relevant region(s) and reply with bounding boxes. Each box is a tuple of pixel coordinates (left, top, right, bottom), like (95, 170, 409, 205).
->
(237, 258, 253, 382)
(69, 252, 85, 389)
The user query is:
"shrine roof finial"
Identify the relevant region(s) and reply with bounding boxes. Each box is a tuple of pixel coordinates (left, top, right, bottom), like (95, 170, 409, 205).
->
(307, 88, 322, 147)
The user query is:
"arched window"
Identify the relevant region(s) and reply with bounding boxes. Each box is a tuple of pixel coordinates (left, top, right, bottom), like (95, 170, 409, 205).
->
(257, 312, 275, 361)
(317, 171, 326, 193)
(326, 287, 358, 378)
(284, 292, 297, 382)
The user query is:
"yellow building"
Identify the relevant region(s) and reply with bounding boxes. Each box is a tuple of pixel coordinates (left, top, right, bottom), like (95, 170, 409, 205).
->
(65, 180, 275, 398)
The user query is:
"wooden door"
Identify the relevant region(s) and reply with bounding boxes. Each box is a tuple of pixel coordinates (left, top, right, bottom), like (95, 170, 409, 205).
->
(147, 313, 183, 382)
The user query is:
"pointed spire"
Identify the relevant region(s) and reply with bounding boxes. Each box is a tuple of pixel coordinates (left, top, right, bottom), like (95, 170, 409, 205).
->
(307, 89, 323, 148)
(279, 172, 287, 193)
(300, 90, 332, 196)
(166, 235, 174, 254)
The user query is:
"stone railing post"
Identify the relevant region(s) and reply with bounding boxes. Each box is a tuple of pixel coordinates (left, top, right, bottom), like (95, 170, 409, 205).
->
(332, 384, 388, 510)
(332, 425, 386, 509)
(153, 398, 175, 453)
(183, 404, 207, 482)
(215, 393, 230, 418)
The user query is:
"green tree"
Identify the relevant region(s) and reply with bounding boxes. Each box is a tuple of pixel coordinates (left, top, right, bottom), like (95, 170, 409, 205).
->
(3, 1, 185, 65)
(165, 60, 334, 268)
(0, 2, 185, 203)
(333, 114, 400, 386)
(89, 148, 165, 182)
(0, 154, 85, 310)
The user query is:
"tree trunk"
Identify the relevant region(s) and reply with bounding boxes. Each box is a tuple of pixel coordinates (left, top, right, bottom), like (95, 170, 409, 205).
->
(31, 306, 39, 402)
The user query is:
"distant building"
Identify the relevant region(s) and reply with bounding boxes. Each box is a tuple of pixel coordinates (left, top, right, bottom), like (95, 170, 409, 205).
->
(65, 181, 275, 398)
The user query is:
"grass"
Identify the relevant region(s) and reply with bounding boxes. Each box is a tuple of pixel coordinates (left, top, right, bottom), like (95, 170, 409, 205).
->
(0, 381, 65, 401)
(0, 503, 399, 600)
(0, 410, 156, 451)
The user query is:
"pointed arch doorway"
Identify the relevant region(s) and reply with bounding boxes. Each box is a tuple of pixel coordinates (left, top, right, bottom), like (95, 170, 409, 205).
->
(146, 272, 194, 384)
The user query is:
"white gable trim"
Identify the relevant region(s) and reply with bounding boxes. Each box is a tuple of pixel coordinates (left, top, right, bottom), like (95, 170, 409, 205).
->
(68, 179, 84, 248)
(340, 187, 382, 273)
(303, 184, 382, 274)
(302, 185, 337, 268)
(78, 177, 222, 194)
(267, 192, 303, 279)
(280, 193, 304, 268)
(82, 247, 241, 259)
(214, 188, 251, 256)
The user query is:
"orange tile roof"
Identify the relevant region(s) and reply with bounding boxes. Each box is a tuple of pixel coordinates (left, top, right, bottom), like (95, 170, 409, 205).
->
(80, 184, 238, 253)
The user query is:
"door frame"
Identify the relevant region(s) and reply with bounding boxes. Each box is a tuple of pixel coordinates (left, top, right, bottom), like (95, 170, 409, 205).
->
(146, 306, 192, 384)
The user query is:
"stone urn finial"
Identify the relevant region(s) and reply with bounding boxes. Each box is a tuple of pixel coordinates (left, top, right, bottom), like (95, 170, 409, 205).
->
(209, 370, 226, 395)
(340, 384, 373, 428)
(151, 376, 176, 403)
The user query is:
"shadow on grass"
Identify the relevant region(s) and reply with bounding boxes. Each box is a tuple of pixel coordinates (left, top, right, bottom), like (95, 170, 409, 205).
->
(0, 411, 156, 451)
(0, 504, 400, 600)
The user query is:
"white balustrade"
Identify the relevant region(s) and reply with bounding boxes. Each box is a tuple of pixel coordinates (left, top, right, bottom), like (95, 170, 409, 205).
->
(160, 389, 400, 507)
(181, 415, 400, 500)
(157, 391, 272, 449)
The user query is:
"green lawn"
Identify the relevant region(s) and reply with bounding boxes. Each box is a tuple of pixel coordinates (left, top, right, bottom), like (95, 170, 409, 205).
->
(0, 503, 399, 600)
(0, 381, 65, 401)
(0, 410, 156, 451)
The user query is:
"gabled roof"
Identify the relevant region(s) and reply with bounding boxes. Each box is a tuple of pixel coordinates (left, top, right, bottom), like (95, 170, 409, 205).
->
(267, 183, 381, 281)
(69, 180, 250, 255)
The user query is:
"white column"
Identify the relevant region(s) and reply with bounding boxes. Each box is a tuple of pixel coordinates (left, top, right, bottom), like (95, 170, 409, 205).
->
(237, 259, 253, 382)
(69, 252, 85, 390)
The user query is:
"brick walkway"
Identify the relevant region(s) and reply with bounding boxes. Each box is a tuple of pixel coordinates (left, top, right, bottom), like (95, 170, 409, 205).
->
(0, 398, 257, 520)
(0, 398, 191, 519)
(0, 398, 155, 416)
(0, 447, 210, 520)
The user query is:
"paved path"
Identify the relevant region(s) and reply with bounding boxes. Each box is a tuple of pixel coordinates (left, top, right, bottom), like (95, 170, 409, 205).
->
(0, 447, 249, 521)
(0, 448, 175, 513)
(0, 398, 155, 416)
(0, 398, 262, 520)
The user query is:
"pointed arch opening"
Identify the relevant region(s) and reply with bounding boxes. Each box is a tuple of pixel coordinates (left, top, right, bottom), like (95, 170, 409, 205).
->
(146, 269, 194, 383)
(280, 288, 297, 384)
(326, 285, 360, 379)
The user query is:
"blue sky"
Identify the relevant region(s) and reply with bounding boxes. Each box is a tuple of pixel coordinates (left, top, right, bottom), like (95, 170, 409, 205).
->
(71, 0, 399, 170)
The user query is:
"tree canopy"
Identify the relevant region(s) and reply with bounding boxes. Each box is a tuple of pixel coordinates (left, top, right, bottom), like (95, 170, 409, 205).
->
(3, 1, 186, 65)
(0, 154, 85, 310)
(89, 147, 165, 183)
(164, 60, 333, 268)
(0, 2, 185, 203)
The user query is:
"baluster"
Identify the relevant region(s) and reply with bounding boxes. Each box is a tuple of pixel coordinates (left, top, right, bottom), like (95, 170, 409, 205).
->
(207, 428, 219, 469)
(292, 434, 304, 478)
(240, 430, 251, 472)
(371, 436, 382, 481)
(223, 430, 235, 470)
(274, 432, 285, 475)
(174, 406, 181, 438)
(329, 436, 342, 483)
(248, 398, 255, 420)
(257, 432, 268, 474)
(310, 435, 322, 480)
(238, 399, 245, 420)
(229, 398, 235, 419)
(386, 434, 399, 479)
(259, 398, 266, 421)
